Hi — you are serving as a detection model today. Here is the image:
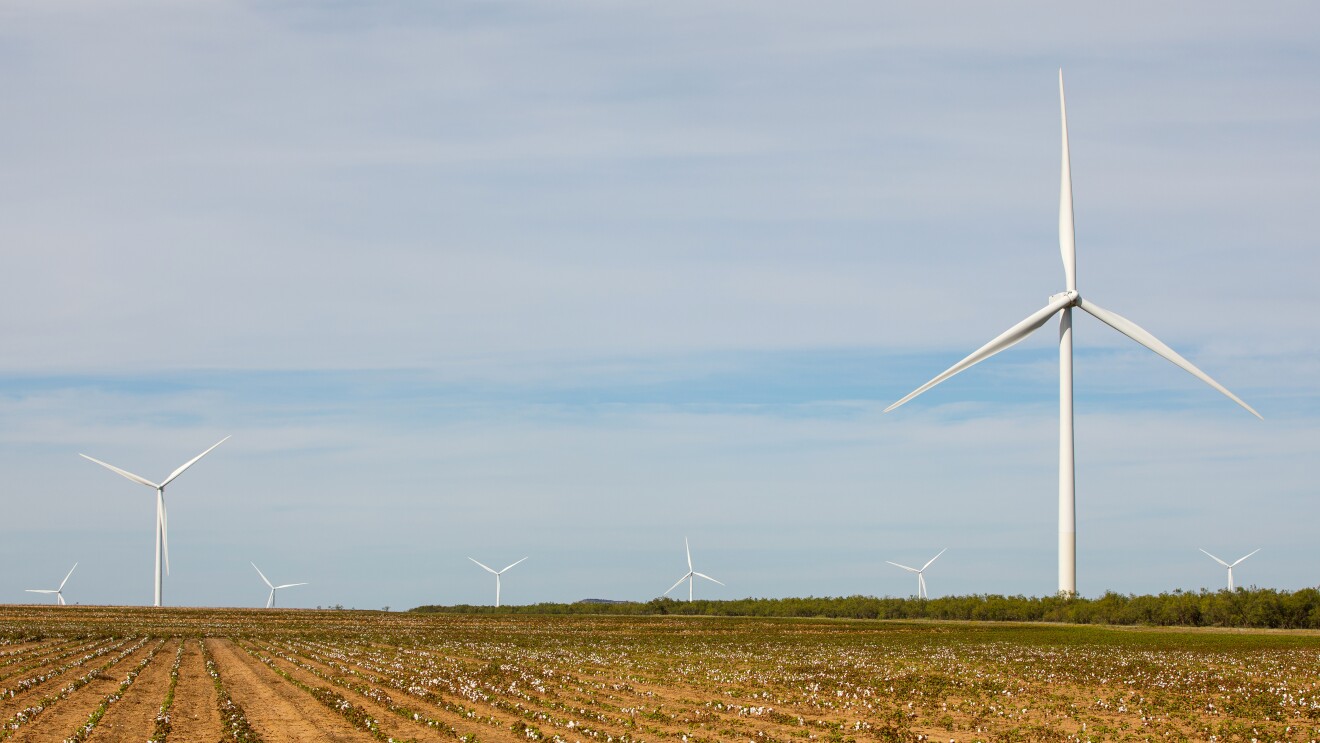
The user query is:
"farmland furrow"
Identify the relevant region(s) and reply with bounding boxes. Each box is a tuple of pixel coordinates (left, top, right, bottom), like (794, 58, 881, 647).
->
(0, 640, 126, 720)
(289, 638, 714, 743)
(261, 638, 550, 743)
(166, 638, 223, 743)
(0, 640, 106, 685)
(305, 639, 797, 743)
(286, 639, 523, 734)
(82, 638, 180, 743)
(63, 638, 169, 742)
(0, 643, 63, 668)
(237, 639, 468, 743)
(1, 637, 152, 743)
(204, 638, 371, 743)
(289, 638, 631, 742)
(329, 639, 933, 743)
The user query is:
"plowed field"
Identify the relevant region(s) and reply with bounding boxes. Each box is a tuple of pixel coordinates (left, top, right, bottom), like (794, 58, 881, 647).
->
(1, 606, 1317, 742)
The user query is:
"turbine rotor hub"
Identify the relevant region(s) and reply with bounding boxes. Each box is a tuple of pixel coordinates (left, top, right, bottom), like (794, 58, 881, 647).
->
(1050, 290, 1080, 307)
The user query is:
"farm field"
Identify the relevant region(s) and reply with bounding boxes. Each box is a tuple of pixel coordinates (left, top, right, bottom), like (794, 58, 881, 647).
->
(0, 606, 1317, 742)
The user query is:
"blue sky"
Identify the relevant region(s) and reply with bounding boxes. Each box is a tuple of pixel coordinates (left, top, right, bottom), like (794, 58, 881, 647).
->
(2, 2, 1317, 608)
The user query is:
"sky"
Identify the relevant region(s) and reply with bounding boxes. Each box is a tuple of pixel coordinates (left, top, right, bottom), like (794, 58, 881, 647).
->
(2, 1, 1317, 610)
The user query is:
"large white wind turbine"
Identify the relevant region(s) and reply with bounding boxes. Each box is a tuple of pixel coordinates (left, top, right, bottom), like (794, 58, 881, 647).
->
(469, 557, 527, 607)
(664, 537, 724, 601)
(80, 437, 230, 607)
(251, 562, 308, 608)
(1200, 548, 1259, 591)
(25, 563, 78, 606)
(885, 72, 1260, 596)
(886, 549, 946, 599)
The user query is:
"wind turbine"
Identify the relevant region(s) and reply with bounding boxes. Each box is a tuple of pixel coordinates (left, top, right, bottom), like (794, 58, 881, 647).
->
(664, 537, 724, 601)
(885, 71, 1260, 596)
(1200, 548, 1259, 591)
(80, 436, 230, 607)
(25, 563, 78, 606)
(468, 557, 527, 607)
(251, 562, 308, 608)
(886, 549, 945, 599)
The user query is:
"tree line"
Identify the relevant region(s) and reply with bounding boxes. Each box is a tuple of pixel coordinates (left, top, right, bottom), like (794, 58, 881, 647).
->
(412, 588, 1320, 629)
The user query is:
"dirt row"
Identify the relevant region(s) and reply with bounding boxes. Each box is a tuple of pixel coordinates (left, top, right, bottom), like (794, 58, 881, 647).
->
(2, 637, 415, 743)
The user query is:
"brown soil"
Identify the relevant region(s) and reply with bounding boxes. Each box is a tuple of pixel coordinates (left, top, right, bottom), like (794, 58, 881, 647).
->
(85, 639, 181, 743)
(204, 638, 372, 743)
(167, 639, 223, 743)
(9, 641, 157, 743)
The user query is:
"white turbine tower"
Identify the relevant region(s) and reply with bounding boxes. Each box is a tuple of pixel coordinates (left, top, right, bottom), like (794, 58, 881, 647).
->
(664, 537, 724, 601)
(1200, 548, 1259, 591)
(26, 563, 78, 606)
(886, 549, 946, 599)
(469, 557, 527, 607)
(251, 563, 308, 608)
(885, 72, 1260, 596)
(80, 436, 230, 607)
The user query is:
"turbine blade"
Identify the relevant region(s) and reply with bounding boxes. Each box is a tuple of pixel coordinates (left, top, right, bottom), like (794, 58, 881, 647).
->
(1077, 298, 1261, 419)
(275, 582, 309, 589)
(161, 436, 230, 488)
(922, 548, 948, 572)
(886, 295, 1072, 413)
(80, 454, 159, 489)
(267, 589, 275, 609)
(1231, 548, 1261, 567)
(686, 537, 692, 572)
(58, 593, 66, 606)
(468, 557, 497, 574)
(664, 573, 690, 596)
(59, 563, 78, 591)
(1059, 69, 1077, 292)
(26, 589, 56, 594)
(693, 572, 725, 586)
(500, 557, 529, 574)
(886, 561, 919, 573)
(1199, 548, 1230, 568)
(251, 562, 273, 589)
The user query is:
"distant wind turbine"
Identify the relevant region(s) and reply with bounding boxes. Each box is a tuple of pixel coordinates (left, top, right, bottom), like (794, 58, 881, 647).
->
(26, 563, 78, 606)
(1200, 548, 1259, 591)
(664, 537, 724, 601)
(469, 557, 527, 607)
(80, 436, 229, 607)
(885, 71, 1260, 596)
(886, 549, 946, 599)
(251, 562, 308, 609)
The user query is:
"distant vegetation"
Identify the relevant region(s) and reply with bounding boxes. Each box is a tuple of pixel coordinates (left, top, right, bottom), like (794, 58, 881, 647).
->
(413, 587, 1320, 629)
